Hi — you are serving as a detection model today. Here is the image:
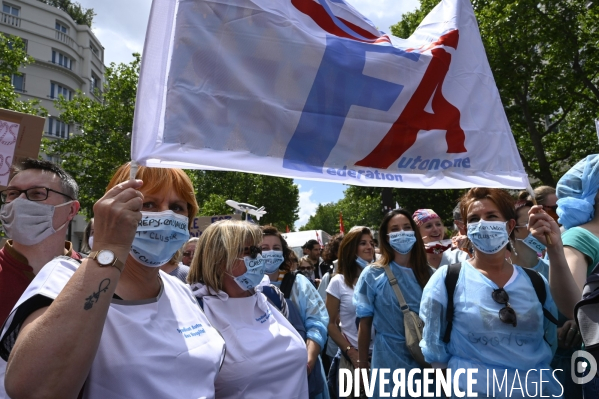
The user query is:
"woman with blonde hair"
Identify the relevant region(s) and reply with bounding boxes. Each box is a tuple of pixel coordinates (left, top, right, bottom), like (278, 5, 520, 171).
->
(188, 220, 309, 398)
(1, 163, 226, 398)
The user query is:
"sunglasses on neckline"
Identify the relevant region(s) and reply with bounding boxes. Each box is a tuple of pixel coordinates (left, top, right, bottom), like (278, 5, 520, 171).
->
(492, 288, 517, 327)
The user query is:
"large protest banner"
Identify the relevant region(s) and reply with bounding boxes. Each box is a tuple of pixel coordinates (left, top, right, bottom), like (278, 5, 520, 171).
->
(131, 0, 528, 189)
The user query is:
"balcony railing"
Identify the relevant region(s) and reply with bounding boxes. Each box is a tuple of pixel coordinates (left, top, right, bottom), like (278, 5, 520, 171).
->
(1, 12, 21, 27)
(55, 30, 75, 48)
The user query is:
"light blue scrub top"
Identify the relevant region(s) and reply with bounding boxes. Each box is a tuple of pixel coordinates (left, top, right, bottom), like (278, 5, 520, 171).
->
(354, 262, 436, 398)
(273, 273, 330, 399)
(420, 260, 562, 398)
(531, 258, 549, 280)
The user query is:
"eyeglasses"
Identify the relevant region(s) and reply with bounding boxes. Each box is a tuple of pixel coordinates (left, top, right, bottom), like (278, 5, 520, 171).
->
(298, 266, 313, 271)
(542, 205, 558, 213)
(492, 288, 517, 327)
(241, 245, 262, 259)
(0, 187, 73, 204)
(182, 251, 194, 257)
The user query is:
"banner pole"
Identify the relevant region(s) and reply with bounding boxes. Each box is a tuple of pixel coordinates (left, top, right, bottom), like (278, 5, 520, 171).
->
(130, 160, 139, 181)
(526, 182, 552, 245)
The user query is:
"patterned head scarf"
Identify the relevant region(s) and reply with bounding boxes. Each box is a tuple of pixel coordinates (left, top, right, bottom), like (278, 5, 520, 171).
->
(412, 209, 440, 226)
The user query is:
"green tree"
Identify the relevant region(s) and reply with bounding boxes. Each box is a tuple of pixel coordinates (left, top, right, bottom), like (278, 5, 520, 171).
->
(193, 171, 299, 230)
(38, 0, 95, 26)
(392, 0, 599, 185)
(42, 54, 140, 216)
(300, 202, 340, 233)
(301, 186, 464, 233)
(0, 34, 47, 116)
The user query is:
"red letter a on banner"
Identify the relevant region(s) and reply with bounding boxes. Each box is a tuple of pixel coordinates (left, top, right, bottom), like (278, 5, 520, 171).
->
(356, 46, 466, 169)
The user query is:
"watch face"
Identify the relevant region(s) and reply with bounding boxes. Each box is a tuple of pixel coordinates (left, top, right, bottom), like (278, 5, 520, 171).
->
(97, 250, 116, 265)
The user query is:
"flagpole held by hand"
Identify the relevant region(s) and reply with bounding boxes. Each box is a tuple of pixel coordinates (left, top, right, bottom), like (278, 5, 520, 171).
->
(526, 183, 552, 245)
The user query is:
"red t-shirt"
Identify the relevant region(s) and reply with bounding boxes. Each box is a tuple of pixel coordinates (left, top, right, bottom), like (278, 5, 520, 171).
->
(0, 241, 82, 326)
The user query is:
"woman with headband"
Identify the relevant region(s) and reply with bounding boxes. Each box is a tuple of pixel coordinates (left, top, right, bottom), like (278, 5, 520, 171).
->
(412, 209, 453, 269)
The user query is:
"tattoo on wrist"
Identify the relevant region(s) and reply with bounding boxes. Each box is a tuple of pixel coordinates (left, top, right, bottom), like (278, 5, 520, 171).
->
(84, 279, 111, 310)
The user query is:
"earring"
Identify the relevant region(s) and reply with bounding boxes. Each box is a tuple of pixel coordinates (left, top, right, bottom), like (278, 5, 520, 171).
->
(509, 239, 518, 257)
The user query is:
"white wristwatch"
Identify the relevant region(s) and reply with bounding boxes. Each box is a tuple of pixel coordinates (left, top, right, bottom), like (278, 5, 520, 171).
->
(89, 250, 124, 273)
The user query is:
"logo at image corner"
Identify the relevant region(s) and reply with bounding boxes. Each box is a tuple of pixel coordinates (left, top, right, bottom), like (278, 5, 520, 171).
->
(571, 350, 598, 385)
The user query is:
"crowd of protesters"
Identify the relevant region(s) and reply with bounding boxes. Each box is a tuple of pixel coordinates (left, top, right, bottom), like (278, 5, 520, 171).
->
(0, 156, 598, 398)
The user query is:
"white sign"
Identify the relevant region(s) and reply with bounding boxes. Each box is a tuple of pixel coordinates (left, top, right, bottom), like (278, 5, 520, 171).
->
(132, 0, 528, 189)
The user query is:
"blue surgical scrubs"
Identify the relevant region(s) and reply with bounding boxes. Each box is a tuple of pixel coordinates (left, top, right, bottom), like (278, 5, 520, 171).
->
(420, 261, 562, 398)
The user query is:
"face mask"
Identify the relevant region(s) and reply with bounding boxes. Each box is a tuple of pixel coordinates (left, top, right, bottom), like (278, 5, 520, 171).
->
(467, 220, 510, 254)
(388, 231, 417, 254)
(0, 198, 73, 246)
(130, 210, 190, 267)
(88, 235, 94, 249)
(262, 250, 284, 273)
(518, 233, 546, 254)
(355, 256, 369, 268)
(230, 254, 266, 290)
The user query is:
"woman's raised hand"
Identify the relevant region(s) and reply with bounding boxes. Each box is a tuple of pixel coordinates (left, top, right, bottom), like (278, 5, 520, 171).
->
(528, 205, 562, 248)
(92, 179, 144, 261)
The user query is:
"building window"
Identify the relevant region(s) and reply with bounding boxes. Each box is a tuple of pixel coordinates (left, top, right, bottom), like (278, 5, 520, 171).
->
(11, 73, 24, 92)
(50, 82, 72, 100)
(90, 71, 101, 93)
(47, 117, 70, 138)
(2, 3, 19, 16)
(90, 42, 99, 57)
(55, 21, 68, 34)
(51, 50, 73, 69)
(2, 3, 19, 26)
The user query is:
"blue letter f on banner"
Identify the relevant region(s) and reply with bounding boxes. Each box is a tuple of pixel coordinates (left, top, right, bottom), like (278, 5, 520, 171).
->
(282, 37, 417, 173)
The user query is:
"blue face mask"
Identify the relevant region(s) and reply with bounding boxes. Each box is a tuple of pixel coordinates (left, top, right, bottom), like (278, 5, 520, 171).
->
(467, 220, 509, 254)
(130, 210, 190, 267)
(262, 250, 284, 273)
(231, 254, 266, 291)
(355, 256, 369, 268)
(388, 231, 416, 254)
(518, 233, 546, 254)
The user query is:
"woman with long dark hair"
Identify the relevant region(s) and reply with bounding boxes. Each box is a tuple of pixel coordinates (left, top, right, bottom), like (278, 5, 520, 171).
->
(353, 209, 431, 398)
(326, 227, 374, 397)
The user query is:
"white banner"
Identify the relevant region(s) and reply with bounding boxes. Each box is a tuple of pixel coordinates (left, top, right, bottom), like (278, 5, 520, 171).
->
(132, 0, 528, 189)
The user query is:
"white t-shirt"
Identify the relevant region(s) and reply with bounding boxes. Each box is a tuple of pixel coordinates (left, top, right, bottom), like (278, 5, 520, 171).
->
(0, 257, 226, 399)
(192, 283, 309, 399)
(326, 274, 377, 350)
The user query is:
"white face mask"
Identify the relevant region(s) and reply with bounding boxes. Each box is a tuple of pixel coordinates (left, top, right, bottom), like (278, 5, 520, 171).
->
(88, 235, 94, 249)
(0, 197, 72, 246)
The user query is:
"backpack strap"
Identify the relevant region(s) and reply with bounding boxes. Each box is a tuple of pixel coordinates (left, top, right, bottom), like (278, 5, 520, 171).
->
(280, 271, 297, 298)
(521, 268, 559, 325)
(443, 262, 462, 343)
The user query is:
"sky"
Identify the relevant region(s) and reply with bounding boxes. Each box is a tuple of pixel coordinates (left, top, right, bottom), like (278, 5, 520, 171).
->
(78, 0, 419, 229)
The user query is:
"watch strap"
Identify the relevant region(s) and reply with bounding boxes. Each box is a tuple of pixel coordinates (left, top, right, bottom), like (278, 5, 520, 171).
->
(89, 250, 125, 273)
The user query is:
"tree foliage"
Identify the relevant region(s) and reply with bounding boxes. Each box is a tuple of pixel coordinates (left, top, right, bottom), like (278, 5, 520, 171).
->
(391, 0, 599, 185)
(42, 54, 140, 216)
(0, 34, 47, 116)
(193, 171, 299, 231)
(38, 0, 95, 27)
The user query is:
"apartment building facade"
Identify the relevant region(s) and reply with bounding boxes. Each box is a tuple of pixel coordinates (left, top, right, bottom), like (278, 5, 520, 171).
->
(0, 0, 105, 139)
(0, 0, 106, 250)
